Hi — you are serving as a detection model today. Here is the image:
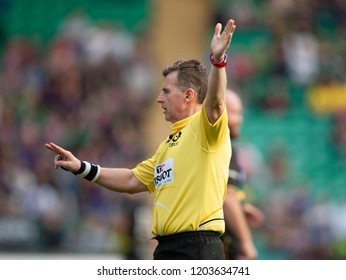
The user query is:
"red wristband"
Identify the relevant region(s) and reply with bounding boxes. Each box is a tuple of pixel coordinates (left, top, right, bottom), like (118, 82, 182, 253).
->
(210, 52, 227, 68)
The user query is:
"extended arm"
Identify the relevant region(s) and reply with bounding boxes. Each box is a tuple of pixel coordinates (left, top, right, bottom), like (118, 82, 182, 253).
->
(205, 19, 236, 124)
(45, 142, 147, 194)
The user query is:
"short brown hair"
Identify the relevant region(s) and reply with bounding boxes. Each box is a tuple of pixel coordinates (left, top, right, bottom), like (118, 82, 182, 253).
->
(162, 59, 208, 104)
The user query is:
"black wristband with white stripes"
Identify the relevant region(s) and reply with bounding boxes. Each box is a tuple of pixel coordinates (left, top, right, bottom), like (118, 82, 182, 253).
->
(73, 161, 101, 182)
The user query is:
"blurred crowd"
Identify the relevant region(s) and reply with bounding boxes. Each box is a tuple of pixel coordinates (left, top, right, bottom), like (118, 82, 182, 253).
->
(238, 143, 346, 259)
(215, 0, 346, 259)
(0, 12, 155, 258)
(216, 0, 346, 105)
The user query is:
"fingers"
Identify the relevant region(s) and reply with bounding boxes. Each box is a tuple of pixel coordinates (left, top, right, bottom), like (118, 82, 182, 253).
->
(45, 142, 58, 153)
(248, 214, 264, 229)
(223, 20, 236, 42)
(56, 155, 68, 161)
(217, 19, 235, 37)
(244, 204, 265, 228)
(227, 19, 236, 32)
(54, 155, 62, 169)
(214, 23, 222, 38)
(211, 19, 236, 57)
(45, 142, 70, 169)
(45, 142, 67, 155)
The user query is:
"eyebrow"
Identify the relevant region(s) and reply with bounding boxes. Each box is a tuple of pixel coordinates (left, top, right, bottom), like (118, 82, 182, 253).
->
(162, 87, 170, 93)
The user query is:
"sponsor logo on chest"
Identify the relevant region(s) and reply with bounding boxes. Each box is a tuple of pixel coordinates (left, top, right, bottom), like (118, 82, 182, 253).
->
(154, 158, 174, 188)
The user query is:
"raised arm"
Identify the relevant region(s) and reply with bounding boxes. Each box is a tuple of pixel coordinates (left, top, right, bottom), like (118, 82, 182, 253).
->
(205, 19, 236, 124)
(45, 142, 147, 194)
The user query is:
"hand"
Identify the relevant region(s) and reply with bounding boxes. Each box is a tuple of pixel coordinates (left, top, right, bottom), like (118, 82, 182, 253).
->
(243, 203, 265, 229)
(210, 19, 236, 61)
(237, 240, 258, 260)
(45, 142, 81, 173)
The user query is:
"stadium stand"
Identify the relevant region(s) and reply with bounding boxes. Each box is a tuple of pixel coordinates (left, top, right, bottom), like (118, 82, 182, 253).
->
(215, 0, 346, 259)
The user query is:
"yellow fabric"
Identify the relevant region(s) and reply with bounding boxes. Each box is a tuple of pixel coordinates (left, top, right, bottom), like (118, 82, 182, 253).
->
(229, 185, 247, 202)
(235, 189, 246, 202)
(132, 103, 231, 236)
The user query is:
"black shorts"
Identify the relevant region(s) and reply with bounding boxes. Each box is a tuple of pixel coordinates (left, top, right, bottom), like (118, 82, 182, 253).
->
(153, 231, 225, 260)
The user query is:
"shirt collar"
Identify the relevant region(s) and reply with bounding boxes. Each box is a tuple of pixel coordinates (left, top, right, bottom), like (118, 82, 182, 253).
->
(170, 111, 199, 135)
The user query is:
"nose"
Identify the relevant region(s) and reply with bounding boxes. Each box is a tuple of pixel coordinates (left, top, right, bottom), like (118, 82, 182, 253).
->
(156, 92, 164, 103)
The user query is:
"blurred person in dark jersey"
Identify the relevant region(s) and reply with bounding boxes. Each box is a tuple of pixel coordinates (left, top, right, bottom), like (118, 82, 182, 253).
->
(45, 19, 236, 260)
(222, 89, 264, 259)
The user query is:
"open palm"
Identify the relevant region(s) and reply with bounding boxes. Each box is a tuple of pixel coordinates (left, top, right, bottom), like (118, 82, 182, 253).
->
(211, 19, 236, 60)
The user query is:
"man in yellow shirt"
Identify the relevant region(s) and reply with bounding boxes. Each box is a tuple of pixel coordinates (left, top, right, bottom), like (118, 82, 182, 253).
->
(45, 19, 236, 260)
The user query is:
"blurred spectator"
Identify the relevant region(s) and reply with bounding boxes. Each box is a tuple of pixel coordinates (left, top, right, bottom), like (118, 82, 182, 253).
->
(215, 0, 258, 29)
(57, 9, 92, 45)
(282, 21, 319, 87)
(83, 22, 134, 66)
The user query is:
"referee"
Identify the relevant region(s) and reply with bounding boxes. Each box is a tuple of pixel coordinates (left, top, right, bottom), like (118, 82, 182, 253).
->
(45, 19, 236, 260)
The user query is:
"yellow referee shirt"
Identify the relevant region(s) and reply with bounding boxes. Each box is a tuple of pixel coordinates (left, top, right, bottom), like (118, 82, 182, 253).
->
(131, 103, 231, 236)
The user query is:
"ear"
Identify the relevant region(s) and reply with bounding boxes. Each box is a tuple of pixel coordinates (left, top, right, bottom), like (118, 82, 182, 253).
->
(185, 88, 195, 103)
